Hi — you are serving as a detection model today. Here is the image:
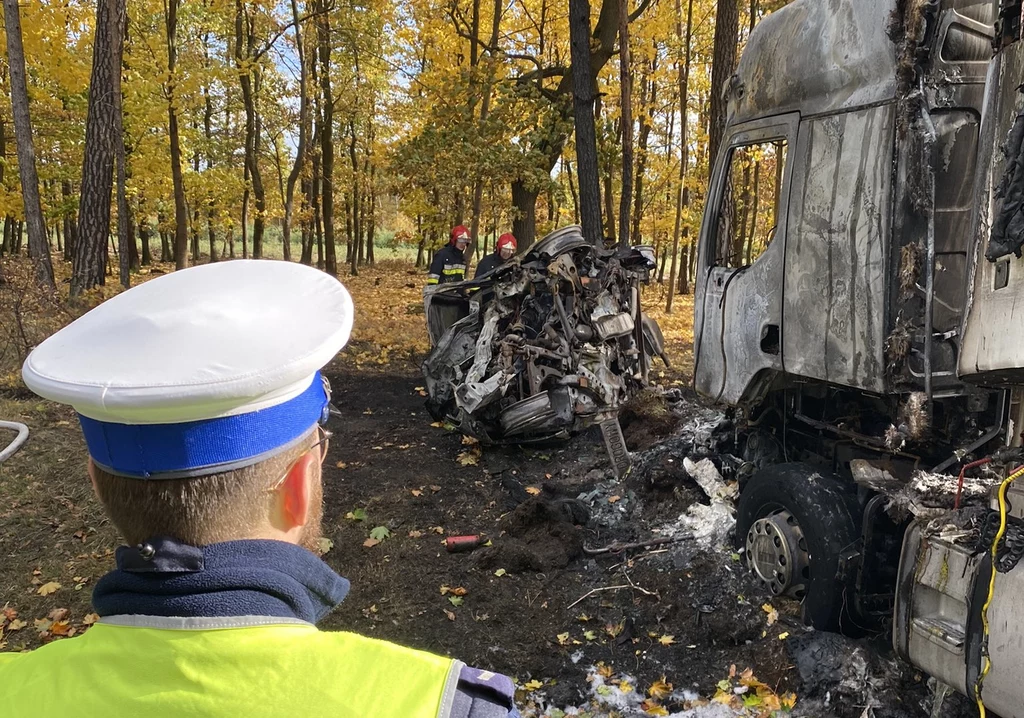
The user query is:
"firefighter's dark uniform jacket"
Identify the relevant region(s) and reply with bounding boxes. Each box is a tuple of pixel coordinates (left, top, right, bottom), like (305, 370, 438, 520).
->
(473, 253, 506, 279)
(427, 245, 468, 285)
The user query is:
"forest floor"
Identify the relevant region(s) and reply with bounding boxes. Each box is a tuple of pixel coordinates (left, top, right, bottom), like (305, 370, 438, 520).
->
(0, 255, 953, 717)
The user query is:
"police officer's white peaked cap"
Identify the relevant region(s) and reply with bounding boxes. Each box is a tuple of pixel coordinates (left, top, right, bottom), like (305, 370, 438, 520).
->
(21, 260, 354, 479)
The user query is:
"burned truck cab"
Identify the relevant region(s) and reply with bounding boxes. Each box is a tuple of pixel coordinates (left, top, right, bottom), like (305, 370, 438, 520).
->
(695, 0, 1024, 711)
(694, 0, 1016, 654)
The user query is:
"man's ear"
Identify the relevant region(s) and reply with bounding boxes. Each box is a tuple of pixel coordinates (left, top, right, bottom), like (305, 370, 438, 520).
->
(274, 451, 317, 531)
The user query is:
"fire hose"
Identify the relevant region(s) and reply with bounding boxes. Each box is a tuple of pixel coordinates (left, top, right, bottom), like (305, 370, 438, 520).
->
(0, 420, 29, 464)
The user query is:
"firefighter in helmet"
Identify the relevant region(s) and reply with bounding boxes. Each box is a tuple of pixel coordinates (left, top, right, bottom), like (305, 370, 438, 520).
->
(427, 225, 470, 286)
(474, 233, 517, 279)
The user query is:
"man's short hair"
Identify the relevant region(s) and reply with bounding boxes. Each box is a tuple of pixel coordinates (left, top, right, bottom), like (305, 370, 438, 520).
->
(91, 429, 317, 546)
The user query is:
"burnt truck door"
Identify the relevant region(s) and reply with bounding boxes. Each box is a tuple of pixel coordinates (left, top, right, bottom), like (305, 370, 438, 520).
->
(694, 113, 797, 404)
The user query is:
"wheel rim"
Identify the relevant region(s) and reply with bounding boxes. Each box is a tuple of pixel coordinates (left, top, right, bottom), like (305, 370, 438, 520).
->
(745, 509, 811, 599)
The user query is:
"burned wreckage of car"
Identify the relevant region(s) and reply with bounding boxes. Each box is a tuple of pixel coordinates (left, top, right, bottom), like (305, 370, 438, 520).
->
(422, 226, 668, 470)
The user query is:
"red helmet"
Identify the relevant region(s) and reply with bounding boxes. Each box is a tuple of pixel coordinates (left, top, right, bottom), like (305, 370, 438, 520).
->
(497, 233, 517, 252)
(450, 225, 470, 245)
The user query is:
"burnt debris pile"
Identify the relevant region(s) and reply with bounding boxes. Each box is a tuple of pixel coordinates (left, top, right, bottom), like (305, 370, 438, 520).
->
(422, 226, 667, 444)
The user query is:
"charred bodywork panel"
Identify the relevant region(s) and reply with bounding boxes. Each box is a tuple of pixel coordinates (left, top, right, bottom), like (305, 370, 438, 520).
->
(422, 227, 664, 444)
(961, 36, 1024, 383)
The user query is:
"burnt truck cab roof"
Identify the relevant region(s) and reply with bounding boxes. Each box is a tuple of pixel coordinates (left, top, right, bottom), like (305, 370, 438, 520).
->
(728, 0, 897, 125)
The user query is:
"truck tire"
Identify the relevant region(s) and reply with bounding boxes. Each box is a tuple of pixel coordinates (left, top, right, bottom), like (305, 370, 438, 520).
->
(736, 462, 860, 631)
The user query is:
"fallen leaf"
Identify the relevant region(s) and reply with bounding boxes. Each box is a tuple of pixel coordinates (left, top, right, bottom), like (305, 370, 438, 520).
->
(440, 585, 451, 595)
(525, 486, 542, 496)
(640, 700, 669, 716)
(318, 537, 334, 555)
(369, 526, 391, 541)
(431, 526, 444, 534)
(608, 495, 621, 504)
(430, 422, 446, 428)
(362, 538, 380, 548)
(408, 530, 424, 538)
(448, 596, 463, 607)
(658, 634, 675, 646)
(494, 568, 506, 577)
(646, 678, 673, 701)
(618, 681, 634, 694)
(345, 508, 368, 522)
(37, 582, 61, 596)
(584, 630, 597, 641)
(444, 609, 456, 621)
(47, 608, 69, 622)
(372, 445, 384, 450)
(762, 603, 779, 626)
(606, 622, 624, 638)
(457, 450, 480, 466)
(34, 618, 52, 635)
(6, 619, 25, 632)
(411, 489, 423, 497)
(82, 613, 99, 626)
(451, 587, 468, 596)
(429, 485, 441, 492)
(414, 386, 425, 392)
(556, 632, 570, 645)
(335, 461, 348, 469)
(778, 632, 790, 640)
(50, 621, 71, 636)
(522, 679, 543, 691)
(597, 663, 614, 678)
(461, 435, 479, 446)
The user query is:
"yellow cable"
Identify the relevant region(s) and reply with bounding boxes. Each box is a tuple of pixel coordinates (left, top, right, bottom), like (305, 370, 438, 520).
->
(974, 465, 1024, 717)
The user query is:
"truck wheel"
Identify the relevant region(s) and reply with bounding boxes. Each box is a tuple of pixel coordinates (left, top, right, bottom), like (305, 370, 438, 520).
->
(736, 462, 860, 631)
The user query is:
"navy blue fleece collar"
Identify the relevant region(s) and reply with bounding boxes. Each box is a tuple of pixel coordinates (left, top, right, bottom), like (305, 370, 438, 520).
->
(92, 537, 350, 625)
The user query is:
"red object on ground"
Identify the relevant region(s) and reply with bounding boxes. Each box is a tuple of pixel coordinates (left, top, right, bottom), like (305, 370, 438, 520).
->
(445, 535, 483, 553)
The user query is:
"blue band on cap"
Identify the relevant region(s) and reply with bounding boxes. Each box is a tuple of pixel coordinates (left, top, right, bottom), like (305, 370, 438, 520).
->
(78, 373, 329, 479)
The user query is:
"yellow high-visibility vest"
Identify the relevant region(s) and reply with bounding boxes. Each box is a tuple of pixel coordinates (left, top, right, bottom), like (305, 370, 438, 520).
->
(0, 616, 460, 717)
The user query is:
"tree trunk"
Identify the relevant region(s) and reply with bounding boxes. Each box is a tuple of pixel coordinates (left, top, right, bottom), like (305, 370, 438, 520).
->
(283, 0, 310, 266)
(114, 0, 130, 290)
(616, 0, 633, 247)
(632, 57, 655, 245)
(511, 180, 538, 248)
(62, 179, 76, 261)
(140, 219, 152, 265)
(165, 0, 188, 270)
(311, 154, 323, 269)
(468, 0, 503, 254)
(72, 0, 129, 293)
(568, 0, 603, 245)
(347, 121, 360, 277)
(236, 0, 265, 259)
(709, 0, 740, 168)
(366, 163, 376, 265)
(746, 160, 761, 265)
(565, 158, 580, 224)
(316, 3, 337, 275)
(667, 0, 693, 312)
(3, 0, 55, 288)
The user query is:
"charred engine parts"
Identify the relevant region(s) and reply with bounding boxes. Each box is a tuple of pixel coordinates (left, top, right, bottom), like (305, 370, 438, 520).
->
(422, 226, 666, 461)
(977, 511, 1024, 572)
